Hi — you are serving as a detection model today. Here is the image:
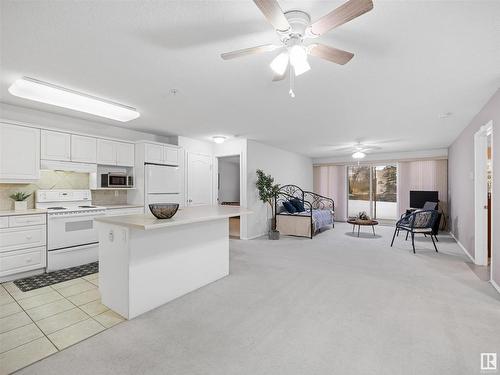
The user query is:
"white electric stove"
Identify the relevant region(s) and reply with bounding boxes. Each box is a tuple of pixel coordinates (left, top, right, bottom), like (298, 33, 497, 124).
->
(35, 190, 106, 271)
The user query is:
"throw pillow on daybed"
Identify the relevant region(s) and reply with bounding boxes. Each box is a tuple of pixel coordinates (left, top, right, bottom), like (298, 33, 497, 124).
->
(290, 198, 305, 212)
(282, 201, 297, 213)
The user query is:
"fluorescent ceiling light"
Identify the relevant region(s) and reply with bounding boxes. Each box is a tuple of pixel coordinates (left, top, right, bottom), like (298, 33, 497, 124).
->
(289, 45, 310, 76)
(212, 136, 227, 144)
(352, 151, 366, 159)
(270, 52, 289, 76)
(8, 77, 140, 122)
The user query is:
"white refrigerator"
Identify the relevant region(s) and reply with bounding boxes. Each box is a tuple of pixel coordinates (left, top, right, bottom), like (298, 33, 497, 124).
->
(145, 164, 181, 207)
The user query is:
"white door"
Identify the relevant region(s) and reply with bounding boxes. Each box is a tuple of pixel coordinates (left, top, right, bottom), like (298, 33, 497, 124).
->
(146, 164, 180, 194)
(0, 123, 40, 182)
(71, 135, 97, 163)
(164, 147, 179, 166)
(97, 139, 116, 165)
(41, 130, 71, 161)
(187, 152, 212, 206)
(145, 143, 164, 164)
(116, 142, 134, 167)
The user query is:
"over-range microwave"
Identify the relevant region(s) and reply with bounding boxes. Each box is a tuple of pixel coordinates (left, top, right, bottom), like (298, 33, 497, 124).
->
(101, 173, 133, 188)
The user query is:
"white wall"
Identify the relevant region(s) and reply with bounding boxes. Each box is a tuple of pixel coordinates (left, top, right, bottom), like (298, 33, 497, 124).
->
(246, 140, 313, 239)
(218, 158, 240, 202)
(0, 102, 171, 142)
(313, 148, 448, 165)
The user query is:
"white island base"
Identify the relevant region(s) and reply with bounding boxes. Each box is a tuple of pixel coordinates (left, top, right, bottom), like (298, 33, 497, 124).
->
(96, 206, 248, 319)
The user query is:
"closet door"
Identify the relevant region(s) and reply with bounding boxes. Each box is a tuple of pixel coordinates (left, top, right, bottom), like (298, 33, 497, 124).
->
(186, 152, 212, 206)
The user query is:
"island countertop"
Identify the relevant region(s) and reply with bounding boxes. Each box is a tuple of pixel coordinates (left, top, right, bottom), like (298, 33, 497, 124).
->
(94, 205, 250, 230)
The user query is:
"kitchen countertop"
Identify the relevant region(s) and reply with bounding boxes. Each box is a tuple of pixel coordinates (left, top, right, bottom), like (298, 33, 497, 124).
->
(98, 204, 144, 209)
(95, 205, 250, 230)
(0, 208, 47, 217)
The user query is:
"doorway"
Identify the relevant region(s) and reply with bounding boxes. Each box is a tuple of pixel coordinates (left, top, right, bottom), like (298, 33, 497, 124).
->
(217, 155, 241, 239)
(474, 121, 493, 267)
(347, 164, 397, 221)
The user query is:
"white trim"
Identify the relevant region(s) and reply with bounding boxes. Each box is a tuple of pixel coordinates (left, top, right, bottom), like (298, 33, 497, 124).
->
(449, 231, 475, 262)
(474, 121, 493, 266)
(490, 279, 500, 294)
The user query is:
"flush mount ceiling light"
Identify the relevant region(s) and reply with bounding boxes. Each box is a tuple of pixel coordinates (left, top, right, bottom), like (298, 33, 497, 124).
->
(352, 151, 366, 159)
(212, 136, 227, 144)
(8, 77, 140, 122)
(221, 0, 374, 96)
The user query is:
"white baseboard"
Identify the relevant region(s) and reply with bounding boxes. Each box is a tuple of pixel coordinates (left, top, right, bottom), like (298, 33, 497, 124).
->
(490, 279, 500, 295)
(449, 231, 475, 263)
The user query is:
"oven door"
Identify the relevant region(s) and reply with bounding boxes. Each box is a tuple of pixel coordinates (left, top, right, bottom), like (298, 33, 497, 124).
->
(48, 212, 105, 251)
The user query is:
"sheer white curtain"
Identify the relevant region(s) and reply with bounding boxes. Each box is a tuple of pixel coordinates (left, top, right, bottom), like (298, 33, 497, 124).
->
(397, 159, 448, 218)
(313, 165, 347, 221)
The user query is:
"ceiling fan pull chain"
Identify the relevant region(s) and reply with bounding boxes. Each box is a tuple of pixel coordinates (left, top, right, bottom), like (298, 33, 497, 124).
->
(289, 66, 295, 98)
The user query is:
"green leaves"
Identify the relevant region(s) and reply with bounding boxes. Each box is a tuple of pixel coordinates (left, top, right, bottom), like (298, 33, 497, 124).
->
(9, 192, 31, 202)
(256, 169, 280, 205)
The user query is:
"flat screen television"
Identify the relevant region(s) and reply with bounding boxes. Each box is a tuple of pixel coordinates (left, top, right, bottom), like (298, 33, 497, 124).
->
(410, 190, 439, 209)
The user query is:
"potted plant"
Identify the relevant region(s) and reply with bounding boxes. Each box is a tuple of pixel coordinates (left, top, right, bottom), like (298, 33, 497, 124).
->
(256, 169, 280, 240)
(10, 192, 31, 211)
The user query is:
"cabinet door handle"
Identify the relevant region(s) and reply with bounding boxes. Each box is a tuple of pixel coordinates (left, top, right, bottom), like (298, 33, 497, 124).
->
(26, 235, 32, 240)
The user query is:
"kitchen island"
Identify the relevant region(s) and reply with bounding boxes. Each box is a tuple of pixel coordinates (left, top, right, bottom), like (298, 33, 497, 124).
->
(94, 205, 250, 319)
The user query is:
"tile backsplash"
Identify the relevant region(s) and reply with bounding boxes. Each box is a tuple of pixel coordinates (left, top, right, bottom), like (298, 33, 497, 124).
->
(0, 171, 127, 210)
(92, 190, 127, 206)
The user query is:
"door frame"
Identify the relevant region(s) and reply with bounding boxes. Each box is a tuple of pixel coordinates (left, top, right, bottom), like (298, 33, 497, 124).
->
(474, 121, 493, 267)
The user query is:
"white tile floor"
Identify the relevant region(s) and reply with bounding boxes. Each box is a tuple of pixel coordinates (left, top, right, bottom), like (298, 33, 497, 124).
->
(0, 273, 124, 374)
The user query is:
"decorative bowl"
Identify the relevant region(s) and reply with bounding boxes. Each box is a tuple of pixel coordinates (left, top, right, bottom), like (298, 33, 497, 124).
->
(148, 203, 179, 219)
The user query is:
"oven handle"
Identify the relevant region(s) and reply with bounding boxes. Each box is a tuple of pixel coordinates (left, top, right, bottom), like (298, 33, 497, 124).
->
(48, 213, 106, 220)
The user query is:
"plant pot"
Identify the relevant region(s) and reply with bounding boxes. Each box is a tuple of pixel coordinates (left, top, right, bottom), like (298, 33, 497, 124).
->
(14, 201, 28, 211)
(268, 230, 280, 240)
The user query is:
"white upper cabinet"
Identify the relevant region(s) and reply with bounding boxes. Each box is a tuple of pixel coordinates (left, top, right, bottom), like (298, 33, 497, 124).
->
(97, 139, 134, 167)
(164, 147, 179, 165)
(116, 142, 135, 167)
(41, 130, 71, 161)
(145, 143, 164, 164)
(144, 143, 179, 166)
(97, 139, 117, 165)
(0, 123, 40, 182)
(71, 135, 97, 163)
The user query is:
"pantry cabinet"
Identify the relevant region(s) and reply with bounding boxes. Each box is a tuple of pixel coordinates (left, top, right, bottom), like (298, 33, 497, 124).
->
(0, 123, 40, 182)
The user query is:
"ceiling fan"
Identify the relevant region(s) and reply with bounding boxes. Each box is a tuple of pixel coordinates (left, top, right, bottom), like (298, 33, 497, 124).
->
(221, 0, 374, 96)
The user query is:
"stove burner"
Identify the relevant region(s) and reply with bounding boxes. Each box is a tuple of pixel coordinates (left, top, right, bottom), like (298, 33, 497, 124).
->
(47, 207, 67, 210)
(78, 205, 97, 208)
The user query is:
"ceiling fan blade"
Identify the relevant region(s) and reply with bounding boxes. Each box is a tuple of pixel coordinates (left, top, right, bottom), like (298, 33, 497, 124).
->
(221, 44, 278, 60)
(309, 0, 373, 37)
(308, 44, 354, 65)
(253, 0, 290, 32)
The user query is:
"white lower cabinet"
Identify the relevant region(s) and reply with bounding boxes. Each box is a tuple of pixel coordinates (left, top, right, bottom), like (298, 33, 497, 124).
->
(0, 246, 46, 275)
(0, 214, 47, 279)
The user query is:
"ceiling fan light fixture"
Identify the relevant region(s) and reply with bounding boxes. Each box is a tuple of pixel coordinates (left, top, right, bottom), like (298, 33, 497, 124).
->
(352, 151, 366, 159)
(289, 45, 310, 76)
(270, 52, 289, 76)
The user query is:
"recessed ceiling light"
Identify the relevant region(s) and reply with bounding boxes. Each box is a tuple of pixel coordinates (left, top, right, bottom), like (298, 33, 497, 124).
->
(352, 151, 366, 159)
(8, 77, 140, 122)
(212, 136, 227, 144)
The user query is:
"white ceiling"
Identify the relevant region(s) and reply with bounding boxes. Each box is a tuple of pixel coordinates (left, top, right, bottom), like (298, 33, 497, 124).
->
(1, 0, 499, 158)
